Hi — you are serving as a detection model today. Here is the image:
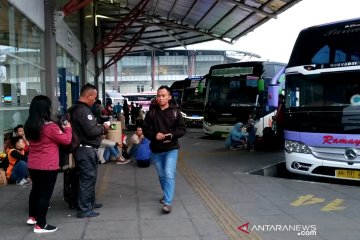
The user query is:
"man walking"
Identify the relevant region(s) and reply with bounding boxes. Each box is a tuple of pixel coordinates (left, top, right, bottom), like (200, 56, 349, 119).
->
(142, 85, 186, 213)
(71, 83, 109, 218)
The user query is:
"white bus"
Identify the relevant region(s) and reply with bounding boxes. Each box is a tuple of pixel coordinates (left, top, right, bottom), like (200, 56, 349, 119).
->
(203, 61, 285, 138)
(281, 18, 360, 181)
(122, 91, 156, 112)
(105, 90, 124, 106)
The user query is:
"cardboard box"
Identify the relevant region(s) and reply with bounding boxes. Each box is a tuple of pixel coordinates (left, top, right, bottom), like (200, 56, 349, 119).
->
(107, 121, 122, 143)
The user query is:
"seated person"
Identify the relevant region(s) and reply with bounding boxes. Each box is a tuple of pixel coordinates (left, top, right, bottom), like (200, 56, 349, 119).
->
(104, 102, 113, 117)
(119, 133, 131, 161)
(97, 136, 130, 165)
(127, 126, 144, 159)
(135, 137, 151, 168)
(6, 136, 30, 185)
(13, 124, 29, 156)
(227, 122, 249, 150)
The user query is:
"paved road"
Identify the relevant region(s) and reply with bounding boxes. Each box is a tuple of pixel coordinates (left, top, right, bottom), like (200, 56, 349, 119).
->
(0, 129, 359, 240)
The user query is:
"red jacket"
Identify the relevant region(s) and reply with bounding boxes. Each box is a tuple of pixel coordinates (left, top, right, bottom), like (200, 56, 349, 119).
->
(27, 122, 72, 171)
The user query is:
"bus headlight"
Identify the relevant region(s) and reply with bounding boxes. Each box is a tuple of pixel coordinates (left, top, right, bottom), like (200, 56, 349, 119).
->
(285, 140, 311, 154)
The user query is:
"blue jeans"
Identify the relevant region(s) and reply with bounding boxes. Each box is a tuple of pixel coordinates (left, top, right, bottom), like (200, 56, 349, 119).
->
(10, 160, 29, 183)
(103, 146, 120, 162)
(152, 149, 178, 206)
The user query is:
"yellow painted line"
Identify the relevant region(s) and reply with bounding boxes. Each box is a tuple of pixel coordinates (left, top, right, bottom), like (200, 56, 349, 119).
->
(290, 194, 325, 207)
(321, 199, 346, 212)
(178, 152, 262, 240)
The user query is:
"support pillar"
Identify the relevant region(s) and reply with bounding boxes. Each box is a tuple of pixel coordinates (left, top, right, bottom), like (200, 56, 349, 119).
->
(44, 0, 59, 114)
(79, 8, 86, 86)
(151, 51, 155, 91)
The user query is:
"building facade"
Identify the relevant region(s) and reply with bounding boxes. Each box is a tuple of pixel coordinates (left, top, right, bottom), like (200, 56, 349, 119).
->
(0, 0, 96, 150)
(104, 50, 238, 94)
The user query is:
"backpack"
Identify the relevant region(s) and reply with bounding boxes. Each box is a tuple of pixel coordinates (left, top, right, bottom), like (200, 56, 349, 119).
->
(65, 105, 81, 153)
(135, 138, 151, 161)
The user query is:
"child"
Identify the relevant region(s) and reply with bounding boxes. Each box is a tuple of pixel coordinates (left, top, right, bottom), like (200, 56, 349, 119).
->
(6, 136, 30, 185)
(13, 124, 29, 156)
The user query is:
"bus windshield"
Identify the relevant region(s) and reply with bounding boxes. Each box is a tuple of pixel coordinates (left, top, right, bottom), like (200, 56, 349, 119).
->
(285, 68, 360, 134)
(288, 21, 360, 67)
(286, 71, 360, 108)
(208, 74, 260, 106)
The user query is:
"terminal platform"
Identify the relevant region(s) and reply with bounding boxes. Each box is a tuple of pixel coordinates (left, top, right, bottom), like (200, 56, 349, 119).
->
(1, 129, 359, 240)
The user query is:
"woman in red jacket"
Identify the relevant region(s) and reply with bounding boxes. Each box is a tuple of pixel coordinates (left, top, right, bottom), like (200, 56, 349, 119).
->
(24, 95, 72, 233)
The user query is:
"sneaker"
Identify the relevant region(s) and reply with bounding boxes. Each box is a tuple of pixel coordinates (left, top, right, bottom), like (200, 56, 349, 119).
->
(162, 205, 172, 214)
(26, 217, 36, 225)
(116, 158, 131, 165)
(77, 211, 100, 218)
(34, 224, 58, 233)
(159, 197, 164, 204)
(16, 178, 29, 186)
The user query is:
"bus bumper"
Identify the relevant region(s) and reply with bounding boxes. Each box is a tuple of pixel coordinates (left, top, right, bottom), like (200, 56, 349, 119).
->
(203, 121, 233, 138)
(285, 151, 360, 181)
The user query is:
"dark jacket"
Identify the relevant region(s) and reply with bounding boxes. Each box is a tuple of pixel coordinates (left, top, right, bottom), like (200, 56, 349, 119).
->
(143, 104, 186, 153)
(71, 101, 104, 148)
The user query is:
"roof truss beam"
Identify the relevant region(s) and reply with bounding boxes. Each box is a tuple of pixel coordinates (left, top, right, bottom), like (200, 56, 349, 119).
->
(63, 0, 93, 16)
(92, 0, 150, 55)
(103, 26, 146, 70)
(222, 0, 276, 18)
(167, 0, 179, 20)
(181, 0, 198, 23)
(96, 2, 233, 44)
(134, 12, 232, 44)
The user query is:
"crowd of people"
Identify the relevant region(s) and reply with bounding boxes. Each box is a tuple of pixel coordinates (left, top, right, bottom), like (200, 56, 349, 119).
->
(92, 98, 145, 128)
(0, 83, 186, 234)
(0, 82, 287, 235)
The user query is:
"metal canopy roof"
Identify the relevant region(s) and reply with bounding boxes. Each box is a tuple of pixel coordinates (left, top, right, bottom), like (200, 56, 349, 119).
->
(94, 0, 302, 58)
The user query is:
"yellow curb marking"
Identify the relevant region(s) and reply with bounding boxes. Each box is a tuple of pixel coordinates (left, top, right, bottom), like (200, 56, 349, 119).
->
(321, 199, 346, 212)
(290, 194, 325, 206)
(291, 195, 345, 212)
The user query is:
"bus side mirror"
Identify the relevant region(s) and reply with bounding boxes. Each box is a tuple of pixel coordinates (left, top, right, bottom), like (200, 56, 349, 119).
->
(258, 78, 265, 92)
(268, 85, 280, 107)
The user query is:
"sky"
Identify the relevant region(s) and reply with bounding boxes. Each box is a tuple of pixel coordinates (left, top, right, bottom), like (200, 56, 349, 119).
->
(177, 0, 360, 63)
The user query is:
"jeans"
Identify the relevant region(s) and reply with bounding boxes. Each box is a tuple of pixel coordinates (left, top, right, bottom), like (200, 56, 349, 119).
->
(152, 149, 178, 206)
(247, 126, 256, 146)
(103, 146, 119, 162)
(10, 160, 29, 183)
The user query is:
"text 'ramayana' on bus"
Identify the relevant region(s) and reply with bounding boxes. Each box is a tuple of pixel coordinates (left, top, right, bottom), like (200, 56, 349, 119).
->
(203, 61, 285, 141)
(277, 18, 360, 181)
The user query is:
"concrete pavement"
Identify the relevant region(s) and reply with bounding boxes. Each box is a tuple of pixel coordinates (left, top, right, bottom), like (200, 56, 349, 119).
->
(0, 129, 359, 240)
